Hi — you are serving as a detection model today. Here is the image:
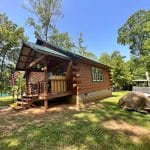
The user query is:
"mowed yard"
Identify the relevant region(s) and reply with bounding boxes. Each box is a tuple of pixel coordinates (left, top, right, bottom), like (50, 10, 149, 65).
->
(0, 91, 150, 150)
(0, 96, 14, 107)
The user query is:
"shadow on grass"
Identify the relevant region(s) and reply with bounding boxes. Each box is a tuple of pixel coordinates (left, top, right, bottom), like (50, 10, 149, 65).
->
(97, 101, 150, 127)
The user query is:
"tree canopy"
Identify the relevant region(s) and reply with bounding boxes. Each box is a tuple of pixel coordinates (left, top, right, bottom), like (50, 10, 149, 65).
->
(0, 13, 24, 72)
(49, 31, 97, 59)
(49, 29, 76, 51)
(99, 51, 133, 90)
(24, 0, 63, 41)
(98, 52, 111, 66)
(76, 32, 97, 60)
(117, 10, 150, 72)
(0, 13, 25, 94)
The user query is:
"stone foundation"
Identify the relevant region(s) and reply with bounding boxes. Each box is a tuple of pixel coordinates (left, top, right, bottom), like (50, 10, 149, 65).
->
(70, 89, 112, 105)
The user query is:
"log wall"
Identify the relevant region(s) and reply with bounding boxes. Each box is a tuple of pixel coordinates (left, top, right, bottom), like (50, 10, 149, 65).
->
(29, 72, 44, 83)
(76, 61, 112, 94)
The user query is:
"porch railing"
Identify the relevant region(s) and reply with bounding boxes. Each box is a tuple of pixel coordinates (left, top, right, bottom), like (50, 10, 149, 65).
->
(50, 76, 71, 93)
(30, 76, 72, 95)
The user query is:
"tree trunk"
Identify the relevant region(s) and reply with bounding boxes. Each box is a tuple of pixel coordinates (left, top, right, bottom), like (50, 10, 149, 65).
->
(145, 71, 150, 87)
(45, 26, 49, 42)
(0, 51, 7, 93)
(1, 50, 7, 73)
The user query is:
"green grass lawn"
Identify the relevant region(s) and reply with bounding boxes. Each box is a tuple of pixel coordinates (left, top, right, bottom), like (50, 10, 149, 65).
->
(0, 96, 14, 107)
(0, 91, 150, 150)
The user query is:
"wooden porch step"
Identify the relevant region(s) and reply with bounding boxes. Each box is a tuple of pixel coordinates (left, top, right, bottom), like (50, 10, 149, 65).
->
(10, 103, 23, 110)
(16, 100, 35, 109)
(17, 101, 29, 106)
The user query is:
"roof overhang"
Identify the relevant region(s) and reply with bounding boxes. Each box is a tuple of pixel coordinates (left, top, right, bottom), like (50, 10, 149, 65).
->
(16, 42, 70, 71)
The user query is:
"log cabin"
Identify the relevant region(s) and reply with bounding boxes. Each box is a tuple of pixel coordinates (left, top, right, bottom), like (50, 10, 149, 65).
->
(15, 39, 112, 109)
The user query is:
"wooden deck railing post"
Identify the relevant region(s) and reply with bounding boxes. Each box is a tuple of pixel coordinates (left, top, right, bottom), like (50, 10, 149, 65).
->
(43, 64, 48, 109)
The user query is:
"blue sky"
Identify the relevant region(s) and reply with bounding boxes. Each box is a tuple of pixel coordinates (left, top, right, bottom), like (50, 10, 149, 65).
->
(0, 0, 150, 60)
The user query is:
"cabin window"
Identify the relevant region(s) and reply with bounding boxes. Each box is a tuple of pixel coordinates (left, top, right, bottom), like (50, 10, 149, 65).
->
(91, 67, 103, 81)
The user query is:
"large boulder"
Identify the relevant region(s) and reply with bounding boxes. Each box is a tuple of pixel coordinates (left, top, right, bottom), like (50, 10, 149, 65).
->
(118, 92, 150, 113)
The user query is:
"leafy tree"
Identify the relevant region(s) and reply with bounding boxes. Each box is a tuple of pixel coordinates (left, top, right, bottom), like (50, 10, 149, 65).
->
(111, 50, 123, 59)
(98, 51, 132, 90)
(0, 63, 16, 95)
(0, 13, 24, 72)
(0, 13, 24, 95)
(24, 0, 63, 41)
(0, 66, 11, 96)
(77, 32, 86, 55)
(117, 10, 150, 74)
(15, 72, 25, 98)
(77, 32, 97, 60)
(98, 52, 111, 66)
(126, 56, 146, 80)
(0, 13, 24, 94)
(49, 29, 76, 51)
(111, 51, 132, 89)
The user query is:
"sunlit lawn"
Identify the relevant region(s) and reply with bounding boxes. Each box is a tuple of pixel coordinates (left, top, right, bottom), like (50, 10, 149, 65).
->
(0, 96, 14, 106)
(0, 91, 150, 150)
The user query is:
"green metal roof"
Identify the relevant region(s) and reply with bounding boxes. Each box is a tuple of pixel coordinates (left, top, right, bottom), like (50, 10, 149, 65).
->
(24, 41, 69, 60)
(36, 39, 111, 69)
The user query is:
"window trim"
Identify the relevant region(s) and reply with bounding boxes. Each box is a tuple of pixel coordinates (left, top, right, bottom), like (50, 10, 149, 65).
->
(91, 67, 104, 82)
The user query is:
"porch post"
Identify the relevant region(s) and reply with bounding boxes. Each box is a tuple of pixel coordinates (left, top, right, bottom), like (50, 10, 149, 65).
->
(43, 64, 48, 109)
(26, 71, 31, 95)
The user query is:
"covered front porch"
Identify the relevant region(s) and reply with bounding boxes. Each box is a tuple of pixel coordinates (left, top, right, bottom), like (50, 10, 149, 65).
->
(28, 76, 72, 100)
(16, 42, 73, 109)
